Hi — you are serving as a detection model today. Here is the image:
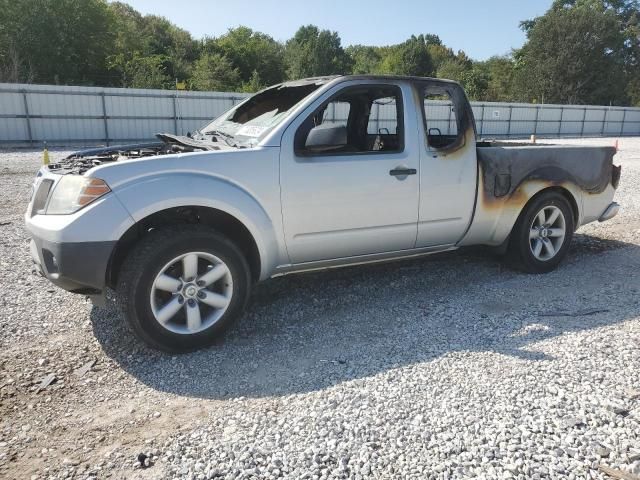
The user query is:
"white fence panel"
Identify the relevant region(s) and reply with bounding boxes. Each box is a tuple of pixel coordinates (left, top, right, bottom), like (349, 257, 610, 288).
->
(0, 82, 639, 147)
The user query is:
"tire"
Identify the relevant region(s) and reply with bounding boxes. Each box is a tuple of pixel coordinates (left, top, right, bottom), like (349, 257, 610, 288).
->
(117, 226, 251, 352)
(508, 191, 575, 274)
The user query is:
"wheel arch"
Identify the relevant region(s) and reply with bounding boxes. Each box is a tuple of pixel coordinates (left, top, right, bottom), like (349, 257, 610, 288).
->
(519, 186, 580, 230)
(460, 179, 582, 248)
(107, 205, 264, 288)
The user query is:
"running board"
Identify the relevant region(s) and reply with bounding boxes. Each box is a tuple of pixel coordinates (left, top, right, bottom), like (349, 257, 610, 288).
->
(272, 244, 458, 277)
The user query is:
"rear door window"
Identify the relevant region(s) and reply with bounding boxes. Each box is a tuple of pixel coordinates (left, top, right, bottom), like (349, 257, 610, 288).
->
(422, 86, 462, 150)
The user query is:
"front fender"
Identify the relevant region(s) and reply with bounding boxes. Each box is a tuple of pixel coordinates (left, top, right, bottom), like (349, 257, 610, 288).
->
(113, 173, 280, 280)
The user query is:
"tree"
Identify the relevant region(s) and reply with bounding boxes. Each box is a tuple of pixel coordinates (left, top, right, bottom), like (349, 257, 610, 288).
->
(378, 35, 434, 76)
(120, 54, 172, 89)
(460, 66, 489, 100)
(208, 27, 285, 87)
(427, 43, 457, 74)
(138, 15, 199, 83)
(0, 0, 116, 85)
(628, 78, 640, 106)
(190, 53, 241, 92)
(479, 56, 518, 102)
(242, 70, 265, 92)
(285, 25, 352, 78)
(437, 59, 488, 100)
(107, 4, 199, 88)
(346, 45, 382, 74)
(515, 1, 629, 104)
(399, 36, 434, 76)
(1, 0, 635, 105)
(436, 59, 470, 83)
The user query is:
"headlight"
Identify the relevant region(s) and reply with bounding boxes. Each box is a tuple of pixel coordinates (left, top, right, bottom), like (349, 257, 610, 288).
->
(46, 176, 111, 214)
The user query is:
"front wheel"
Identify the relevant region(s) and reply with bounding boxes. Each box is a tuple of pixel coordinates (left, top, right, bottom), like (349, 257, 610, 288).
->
(508, 191, 575, 273)
(117, 226, 251, 352)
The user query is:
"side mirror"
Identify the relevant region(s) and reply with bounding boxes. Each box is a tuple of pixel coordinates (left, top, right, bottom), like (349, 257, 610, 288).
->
(305, 124, 347, 153)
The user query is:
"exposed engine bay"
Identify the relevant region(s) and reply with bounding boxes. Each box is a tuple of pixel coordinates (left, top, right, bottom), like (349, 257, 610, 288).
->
(48, 133, 234, 175)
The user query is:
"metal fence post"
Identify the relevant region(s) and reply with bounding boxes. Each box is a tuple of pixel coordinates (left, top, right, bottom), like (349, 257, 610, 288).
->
(100, 92, 109, 146)
(580, 107, 587, 137)
(479, 104, 485, 137)
(172, 94, 178, 135)
(620, 108, 626, 136)
(533, 106, 539, 136)
(21, 90, 33, 146)
(507, 105, 513, 137)
(558, 107, 564, 137)
(601, 108, 608, 136)
(375, 101, 381, 133)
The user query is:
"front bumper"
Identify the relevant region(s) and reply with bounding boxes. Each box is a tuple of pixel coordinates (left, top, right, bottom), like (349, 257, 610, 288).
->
(598, 202, 620, 222)
(30, 236, 116, 293)
(25, 167, 136, 296)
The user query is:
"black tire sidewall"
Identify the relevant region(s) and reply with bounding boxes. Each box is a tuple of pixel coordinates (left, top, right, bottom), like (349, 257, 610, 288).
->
(511, 192, 575, 273)
(122, 228, 251, 352)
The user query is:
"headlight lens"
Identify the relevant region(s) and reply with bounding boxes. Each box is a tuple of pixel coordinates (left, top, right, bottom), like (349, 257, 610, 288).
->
(46, 176, 111, 214)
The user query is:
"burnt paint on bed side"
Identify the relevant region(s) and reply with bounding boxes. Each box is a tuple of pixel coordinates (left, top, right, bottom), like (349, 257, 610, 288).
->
(477, 145, 616, 209)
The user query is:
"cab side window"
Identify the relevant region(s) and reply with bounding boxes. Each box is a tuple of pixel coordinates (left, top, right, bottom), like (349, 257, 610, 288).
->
(295, 85, 403, 155)
(422, 86, 462, 150)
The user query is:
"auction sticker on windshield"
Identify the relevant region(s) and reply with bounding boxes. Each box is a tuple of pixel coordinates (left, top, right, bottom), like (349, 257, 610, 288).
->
(236, 125, 268, 137)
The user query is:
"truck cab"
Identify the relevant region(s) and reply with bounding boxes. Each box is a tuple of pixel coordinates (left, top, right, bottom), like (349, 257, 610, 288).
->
(276, 77, 478, 267)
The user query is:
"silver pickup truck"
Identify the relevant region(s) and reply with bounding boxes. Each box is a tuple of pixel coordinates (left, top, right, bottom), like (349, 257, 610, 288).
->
(26, 75, 621, 352)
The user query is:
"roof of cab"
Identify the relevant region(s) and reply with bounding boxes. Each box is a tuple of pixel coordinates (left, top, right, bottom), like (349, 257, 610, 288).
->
(277, 74, 462, 88)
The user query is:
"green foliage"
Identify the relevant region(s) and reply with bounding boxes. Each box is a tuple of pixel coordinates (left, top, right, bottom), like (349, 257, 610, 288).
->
(627, 75, 640, 106)
(119, 54, 172, 89)
(427, 44, 457, 73)
(109, 8, 198, 86)
(207, 27, 285, 87)
(190, 53, 240, 92)
(345, 45, 382, 74)
(241, 70, 266, 93)
(378, 35, 434, 76)
(0, 0, 116, 84)
(514, 2, 628, 104)
(285, 25, 352, 78)
(436, 59, 489, 100)
(0, 0, 638, 106)
(478, 57, 518, 102)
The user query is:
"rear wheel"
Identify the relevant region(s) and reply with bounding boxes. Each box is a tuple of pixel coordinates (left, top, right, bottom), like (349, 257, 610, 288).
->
(117, 226, 251, 352)
(508, 191, 575, 273)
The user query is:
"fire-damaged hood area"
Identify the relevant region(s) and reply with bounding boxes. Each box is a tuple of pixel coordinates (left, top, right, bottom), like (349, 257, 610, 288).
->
(48, 133, 236, 175)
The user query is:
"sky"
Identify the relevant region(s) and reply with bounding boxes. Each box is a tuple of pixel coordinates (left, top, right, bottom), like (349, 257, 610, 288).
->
(120, 0, 554, 60)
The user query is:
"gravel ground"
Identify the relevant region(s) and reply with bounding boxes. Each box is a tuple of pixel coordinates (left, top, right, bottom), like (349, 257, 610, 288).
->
(1, 138, 639, 480)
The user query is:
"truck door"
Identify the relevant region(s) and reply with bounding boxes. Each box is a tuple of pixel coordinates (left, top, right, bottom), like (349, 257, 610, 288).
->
(415, 82, 478, 247)
(279, 81, 420, 264)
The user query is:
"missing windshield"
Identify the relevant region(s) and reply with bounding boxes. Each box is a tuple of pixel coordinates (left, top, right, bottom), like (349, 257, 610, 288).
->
(202, 83, 322, 145)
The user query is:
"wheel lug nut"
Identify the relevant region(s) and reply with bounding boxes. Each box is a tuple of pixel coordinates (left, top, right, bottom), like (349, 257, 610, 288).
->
(197, 280, 205, 287)
(188, 299, 196, 307)
(197, 291, 205, 299)
(178, 295, 184, 304)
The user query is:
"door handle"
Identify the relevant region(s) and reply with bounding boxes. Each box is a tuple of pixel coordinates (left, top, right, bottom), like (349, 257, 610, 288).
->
(389, 168, 417, 176)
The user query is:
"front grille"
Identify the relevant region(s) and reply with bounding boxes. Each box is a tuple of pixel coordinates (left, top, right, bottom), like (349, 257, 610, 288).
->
(31, 179, 54, 216)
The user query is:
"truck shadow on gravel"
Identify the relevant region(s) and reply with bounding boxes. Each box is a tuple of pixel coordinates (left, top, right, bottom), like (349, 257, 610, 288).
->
(91, 233, 640, 399)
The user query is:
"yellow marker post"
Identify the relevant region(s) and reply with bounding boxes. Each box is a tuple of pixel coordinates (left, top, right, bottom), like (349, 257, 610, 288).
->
(43, 145, 50, 165)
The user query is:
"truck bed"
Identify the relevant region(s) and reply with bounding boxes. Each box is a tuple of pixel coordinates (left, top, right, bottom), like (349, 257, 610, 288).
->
(476, 143, 618, 201)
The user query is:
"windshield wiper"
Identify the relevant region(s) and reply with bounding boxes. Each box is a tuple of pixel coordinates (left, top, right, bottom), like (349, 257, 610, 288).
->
(204, 130, 239, 147)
